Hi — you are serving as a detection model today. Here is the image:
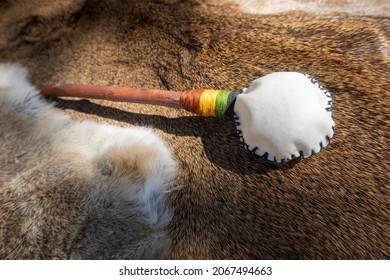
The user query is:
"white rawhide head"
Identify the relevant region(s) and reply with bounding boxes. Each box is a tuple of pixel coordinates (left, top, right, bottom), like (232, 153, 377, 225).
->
(234, 72, 335, 163)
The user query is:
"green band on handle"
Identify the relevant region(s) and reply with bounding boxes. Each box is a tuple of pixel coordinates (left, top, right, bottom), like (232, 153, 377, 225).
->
(215, 90, 231, 117)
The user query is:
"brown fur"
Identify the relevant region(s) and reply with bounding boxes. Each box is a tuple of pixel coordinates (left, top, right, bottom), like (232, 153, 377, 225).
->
(0, 0, 389, 259)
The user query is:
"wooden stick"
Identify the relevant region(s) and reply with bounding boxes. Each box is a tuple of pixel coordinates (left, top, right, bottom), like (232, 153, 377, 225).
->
(39, 84, 239, 117)
(39, 84, 183, 109)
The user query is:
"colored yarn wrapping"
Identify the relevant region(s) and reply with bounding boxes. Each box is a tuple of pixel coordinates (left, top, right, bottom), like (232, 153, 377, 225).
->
(180, 89, 239, 118)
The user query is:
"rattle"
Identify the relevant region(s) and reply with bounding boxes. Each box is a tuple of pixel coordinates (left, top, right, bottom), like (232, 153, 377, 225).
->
(40, 72, 335, 163)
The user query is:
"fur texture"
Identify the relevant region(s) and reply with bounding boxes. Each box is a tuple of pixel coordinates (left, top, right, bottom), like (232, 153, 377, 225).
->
(0, 0, 389, 259)
(0, 63, 178, 259)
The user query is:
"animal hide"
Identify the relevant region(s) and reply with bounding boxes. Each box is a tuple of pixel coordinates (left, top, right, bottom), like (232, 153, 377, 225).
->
(0, 0, 389, 259)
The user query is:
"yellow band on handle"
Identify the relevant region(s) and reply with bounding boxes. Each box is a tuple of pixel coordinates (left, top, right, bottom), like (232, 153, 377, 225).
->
(199, 90, 219, 117)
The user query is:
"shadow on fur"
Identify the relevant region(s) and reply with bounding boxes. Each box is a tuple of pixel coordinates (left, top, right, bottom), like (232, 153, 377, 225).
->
(52, 97, 299, 174)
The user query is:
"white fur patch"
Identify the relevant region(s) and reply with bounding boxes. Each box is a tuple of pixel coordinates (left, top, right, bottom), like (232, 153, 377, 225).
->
(379, 36, 390, 59)
(0, 63, 178, 228)
(227, 0, 389, 16)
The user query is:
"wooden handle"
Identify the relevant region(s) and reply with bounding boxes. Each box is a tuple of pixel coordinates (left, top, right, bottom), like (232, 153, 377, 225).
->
(40, 84, 183, 109)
